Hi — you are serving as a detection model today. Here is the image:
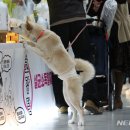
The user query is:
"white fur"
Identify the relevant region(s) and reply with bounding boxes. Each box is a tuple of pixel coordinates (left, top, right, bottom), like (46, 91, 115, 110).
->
(10, 17, 95, 126)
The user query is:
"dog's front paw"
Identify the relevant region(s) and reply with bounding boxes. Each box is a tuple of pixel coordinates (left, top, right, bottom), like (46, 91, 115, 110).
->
(68, 119, 76, 124)
(78, 120, 84, 126)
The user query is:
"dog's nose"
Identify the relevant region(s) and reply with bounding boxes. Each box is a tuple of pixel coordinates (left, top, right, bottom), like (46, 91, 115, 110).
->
(10, 27, 13, 30)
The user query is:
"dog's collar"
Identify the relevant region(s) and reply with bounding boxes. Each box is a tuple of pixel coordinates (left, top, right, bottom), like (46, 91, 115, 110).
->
(36, 31, 44, 42)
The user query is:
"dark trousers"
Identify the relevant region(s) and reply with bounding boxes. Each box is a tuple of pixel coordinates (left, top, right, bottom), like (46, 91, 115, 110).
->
(51, 20, 101, 108)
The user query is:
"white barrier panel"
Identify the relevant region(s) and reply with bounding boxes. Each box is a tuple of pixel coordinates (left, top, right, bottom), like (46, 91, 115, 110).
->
(0, 43, 56, 129)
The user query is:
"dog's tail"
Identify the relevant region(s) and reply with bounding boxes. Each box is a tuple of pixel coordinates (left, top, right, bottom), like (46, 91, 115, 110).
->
(75, 58, 95, 84)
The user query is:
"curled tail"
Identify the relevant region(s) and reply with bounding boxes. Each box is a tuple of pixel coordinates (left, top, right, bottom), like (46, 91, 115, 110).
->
(75, 58, 95, 84)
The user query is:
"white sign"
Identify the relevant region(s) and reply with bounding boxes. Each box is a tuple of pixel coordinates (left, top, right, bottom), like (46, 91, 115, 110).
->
(0, 43, 55, 129)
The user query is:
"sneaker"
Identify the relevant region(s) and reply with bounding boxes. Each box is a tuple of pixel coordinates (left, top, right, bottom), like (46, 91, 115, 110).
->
(59, 106, 68, 114)
(84, 100, 103, 115)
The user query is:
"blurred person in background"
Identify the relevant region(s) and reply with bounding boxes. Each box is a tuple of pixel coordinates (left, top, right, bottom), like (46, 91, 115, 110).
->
(109, 0, 130, 110)
(12, 0, 34, 20)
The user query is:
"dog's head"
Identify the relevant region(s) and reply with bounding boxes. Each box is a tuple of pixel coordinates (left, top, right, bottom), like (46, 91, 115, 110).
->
(10, 17, 34, 39)
(10, 16, 46, 42)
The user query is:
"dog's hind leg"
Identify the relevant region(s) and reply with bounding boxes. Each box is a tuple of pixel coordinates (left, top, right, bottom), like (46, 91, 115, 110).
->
(63, 81, 77, 124)
(65, 77, 84, 126)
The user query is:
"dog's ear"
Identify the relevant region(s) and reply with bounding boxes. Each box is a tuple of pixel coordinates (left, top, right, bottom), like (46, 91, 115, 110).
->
(26, 17, 33, 31)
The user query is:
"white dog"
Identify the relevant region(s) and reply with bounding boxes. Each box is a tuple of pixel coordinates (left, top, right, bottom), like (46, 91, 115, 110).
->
(10, 17, 95, 126)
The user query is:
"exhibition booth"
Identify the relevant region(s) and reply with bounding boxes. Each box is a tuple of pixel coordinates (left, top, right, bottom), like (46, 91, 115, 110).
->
(0, 1, 56, 129)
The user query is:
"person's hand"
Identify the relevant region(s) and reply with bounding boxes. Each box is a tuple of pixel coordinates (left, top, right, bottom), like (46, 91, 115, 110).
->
(92, 0, 103, 12)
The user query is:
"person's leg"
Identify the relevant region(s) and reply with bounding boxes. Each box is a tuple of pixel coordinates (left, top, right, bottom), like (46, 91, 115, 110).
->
(112, 70, 124, 109)
(83, 79, 103, 114)
(50, 24, 70, 113)
(69, 20, 102, 114)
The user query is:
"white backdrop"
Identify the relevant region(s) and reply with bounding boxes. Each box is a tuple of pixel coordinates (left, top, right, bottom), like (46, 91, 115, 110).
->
(0, 43, 56, 129)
